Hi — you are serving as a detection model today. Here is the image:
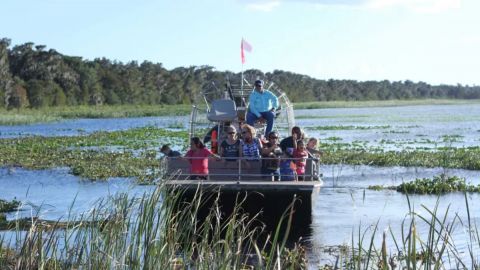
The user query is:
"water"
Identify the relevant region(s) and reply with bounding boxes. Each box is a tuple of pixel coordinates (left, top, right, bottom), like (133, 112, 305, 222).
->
(1, 103, 480, 267)
(296, 104, 480, 150)
(0, 167, 150, 221)
(0, 116, 189, 138)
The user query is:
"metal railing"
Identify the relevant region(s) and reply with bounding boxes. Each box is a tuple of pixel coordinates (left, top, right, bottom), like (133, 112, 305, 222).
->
(165, 156, 321, 182)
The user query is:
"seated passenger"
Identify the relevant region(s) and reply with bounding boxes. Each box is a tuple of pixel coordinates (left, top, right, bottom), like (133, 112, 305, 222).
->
(261, 131, 282, 180)
(160, 144, 181, 157)
(280, 126, 304, 152)
(240, 124, 262, 161)
(185, 137, 219, 180)
(246, 80, 279, 137)
(293, 140, 308, 181)
(218, 126, 241, 162)
(306, 137, 323, 160)
(279, 148, 296, 181)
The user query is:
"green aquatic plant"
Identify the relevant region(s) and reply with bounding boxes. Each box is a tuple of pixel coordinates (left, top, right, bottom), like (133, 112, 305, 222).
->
(396, 174, 480, 194)
(0, 198, 20, 213)
(368, 174, 480, 195)
(367, 185, 396, 191)
(0, 126, 189, 180)
(321, 147, 480, 170)
(306, 125, 391, 131)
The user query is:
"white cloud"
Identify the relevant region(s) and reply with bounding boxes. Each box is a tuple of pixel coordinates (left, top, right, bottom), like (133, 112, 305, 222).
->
(245, 0, 281, 11)
(366, 0, 461, 13)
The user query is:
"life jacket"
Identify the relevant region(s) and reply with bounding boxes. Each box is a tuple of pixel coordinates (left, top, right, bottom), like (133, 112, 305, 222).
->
(211, 130, 218, 154)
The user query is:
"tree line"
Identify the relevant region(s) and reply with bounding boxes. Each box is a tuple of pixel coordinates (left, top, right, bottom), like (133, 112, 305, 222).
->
(1, 38, 480, 110)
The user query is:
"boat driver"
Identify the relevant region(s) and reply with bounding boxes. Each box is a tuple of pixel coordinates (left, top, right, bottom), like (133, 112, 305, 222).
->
(246, 80, 279, 137)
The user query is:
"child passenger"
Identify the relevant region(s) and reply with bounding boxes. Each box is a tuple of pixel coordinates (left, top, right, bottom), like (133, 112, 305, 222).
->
(293, 140, 308, 181)
(279, 148, 296, 181)
(306, 137, 323, 159)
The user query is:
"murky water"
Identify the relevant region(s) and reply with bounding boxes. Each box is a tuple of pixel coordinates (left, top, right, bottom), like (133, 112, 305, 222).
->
(1, 103, 480, 267)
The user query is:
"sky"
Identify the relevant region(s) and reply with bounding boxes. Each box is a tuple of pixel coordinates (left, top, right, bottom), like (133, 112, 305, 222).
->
(1, 0, 479, 85)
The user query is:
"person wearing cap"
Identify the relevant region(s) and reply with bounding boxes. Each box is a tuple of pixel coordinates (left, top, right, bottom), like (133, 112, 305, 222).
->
(218, 125, 241, 161)
(246, 79, 279, 137)
(160, 144, 181, 157)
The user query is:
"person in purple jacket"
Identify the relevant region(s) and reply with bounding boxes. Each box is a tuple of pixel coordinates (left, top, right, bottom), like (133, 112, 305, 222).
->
(246, 79, 279, 137)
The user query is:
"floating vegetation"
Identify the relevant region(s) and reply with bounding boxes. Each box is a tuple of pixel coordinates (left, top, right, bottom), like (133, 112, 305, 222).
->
(0, 198, 20, 213)
(402, 125, 422, 128)
(382, 130, 410, 134)
(0, 126, 189, 180)
(396, 174, 480, 194)
(368, 174, 480, 194)
(295, 114, 370, 119)
(324, 137, 343, 142)
(306, 125, 391, 131)
(367, 185, 396, 191)
(321, 147, 480, 170)
(441, 134, 464, 143)
(166, 122, 185, 129)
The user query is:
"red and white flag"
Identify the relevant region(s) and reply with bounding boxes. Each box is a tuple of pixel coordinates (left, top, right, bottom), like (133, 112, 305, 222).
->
(241, 38, 252, 64)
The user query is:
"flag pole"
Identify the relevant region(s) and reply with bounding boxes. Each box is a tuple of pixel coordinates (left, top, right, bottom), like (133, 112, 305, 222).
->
(241, 38, 244, 93)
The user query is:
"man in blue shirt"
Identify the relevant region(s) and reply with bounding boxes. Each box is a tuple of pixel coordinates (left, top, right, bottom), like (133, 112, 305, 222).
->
(246, 80, 279, 137)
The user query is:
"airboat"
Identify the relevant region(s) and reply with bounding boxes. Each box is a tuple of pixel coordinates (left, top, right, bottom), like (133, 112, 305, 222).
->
(164, 75, 322, 228)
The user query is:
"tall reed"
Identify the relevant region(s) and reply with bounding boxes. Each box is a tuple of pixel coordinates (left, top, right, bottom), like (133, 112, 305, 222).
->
(0, 182, 306, 269)
(334, 193, 479, 269)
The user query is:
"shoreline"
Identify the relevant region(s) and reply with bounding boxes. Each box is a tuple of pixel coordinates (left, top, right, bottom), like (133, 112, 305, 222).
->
(2, 98, 480, 125)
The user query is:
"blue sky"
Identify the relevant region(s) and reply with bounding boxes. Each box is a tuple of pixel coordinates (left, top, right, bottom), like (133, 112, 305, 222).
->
(1, 0, 479, 85)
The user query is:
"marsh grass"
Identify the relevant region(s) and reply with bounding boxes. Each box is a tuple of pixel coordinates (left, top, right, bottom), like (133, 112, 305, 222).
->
(294, 99, 480, 110)
(0, 104, 201, 125)
(321, 146, 480, 170)
(0, 183, 307, 269)
(325, 194, 479, 269)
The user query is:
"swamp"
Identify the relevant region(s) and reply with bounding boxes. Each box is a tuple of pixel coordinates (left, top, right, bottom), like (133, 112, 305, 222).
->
(1, 101, 480, 269)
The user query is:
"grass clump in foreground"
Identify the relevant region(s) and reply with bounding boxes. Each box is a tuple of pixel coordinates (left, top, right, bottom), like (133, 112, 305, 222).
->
(0, 183, 307, 269)
(325, 195, 480, 269)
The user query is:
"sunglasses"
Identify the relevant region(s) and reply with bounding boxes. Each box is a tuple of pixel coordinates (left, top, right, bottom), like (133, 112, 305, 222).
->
(242, 131, 248, 134)
(228, 132, 235, 135)
(269, 137, 278, 139)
